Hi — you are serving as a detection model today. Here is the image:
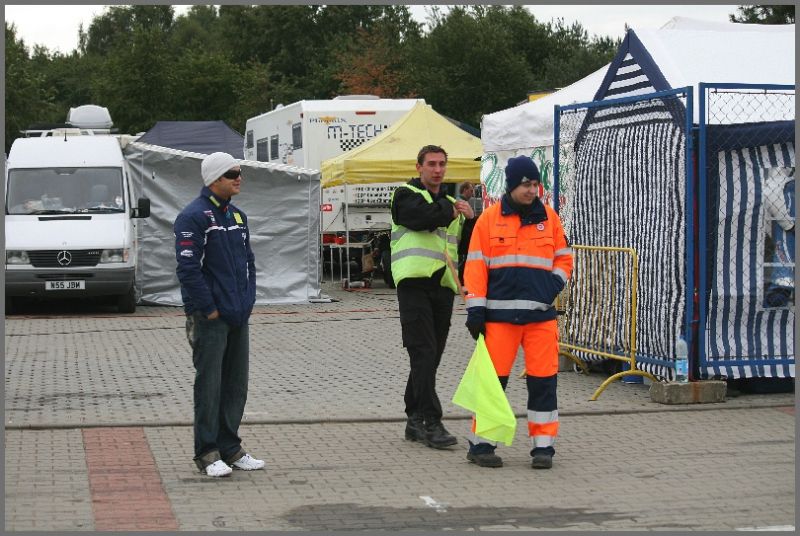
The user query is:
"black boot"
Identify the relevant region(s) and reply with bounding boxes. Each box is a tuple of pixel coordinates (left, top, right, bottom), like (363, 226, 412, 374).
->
(467, 442, 503, 468)
(531, 449, 553, 469)
(423, 420, 458, 449)
(404, 414, 425, 442)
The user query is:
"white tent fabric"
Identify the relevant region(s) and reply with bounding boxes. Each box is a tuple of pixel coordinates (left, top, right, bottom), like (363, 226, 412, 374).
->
(481, 64, 608, 152)
(124, 142, 322, 306)
(632, 25, 794, 120)
(483, 17, 795, 153)
(659, 15, 795, 32)
(479, 17, 795, 202)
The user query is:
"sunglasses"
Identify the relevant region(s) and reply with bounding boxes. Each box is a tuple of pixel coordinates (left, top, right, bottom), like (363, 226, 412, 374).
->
(222, 169, 242, 180)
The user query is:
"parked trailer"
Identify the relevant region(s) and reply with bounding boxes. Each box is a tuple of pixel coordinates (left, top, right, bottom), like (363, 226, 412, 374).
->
(244, 96, 424, 284)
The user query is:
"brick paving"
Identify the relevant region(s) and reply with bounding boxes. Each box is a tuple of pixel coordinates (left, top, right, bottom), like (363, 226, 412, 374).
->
(5, 407, 795, 531)
(4, 280, 796, 531)
(82, 427, 178, 530)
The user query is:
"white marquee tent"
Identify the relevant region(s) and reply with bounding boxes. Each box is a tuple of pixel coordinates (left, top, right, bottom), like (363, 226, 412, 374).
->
(479, 16, 795, 203)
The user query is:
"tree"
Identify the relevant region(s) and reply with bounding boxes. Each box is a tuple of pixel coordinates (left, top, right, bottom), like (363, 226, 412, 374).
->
(226, 61, 274, 132)
(539, 19, 618, 90)
(31, 47, 94, 121)
(730, 5, 795, 24)
(88, 8, 178, 133)
(409, 6, 534, 126)
(333, 28, 409, 97)
(6, 4, 624, 143)
(484, 6, 553, 87)
(215, 5, 421, 102)
(406, 6, 615, 126)
(4, 23, 57, 151)
(331, 8, 421, 98)
(170, 5, 220, 50)
(167, 48, 240, 122)
(82, 5, 175, 56)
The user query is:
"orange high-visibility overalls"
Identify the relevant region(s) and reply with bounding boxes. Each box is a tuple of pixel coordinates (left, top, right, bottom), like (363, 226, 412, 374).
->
(464, 196, 573, 453)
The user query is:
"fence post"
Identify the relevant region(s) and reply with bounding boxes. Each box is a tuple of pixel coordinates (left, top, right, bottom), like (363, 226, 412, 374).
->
(553, 104, 561, 214)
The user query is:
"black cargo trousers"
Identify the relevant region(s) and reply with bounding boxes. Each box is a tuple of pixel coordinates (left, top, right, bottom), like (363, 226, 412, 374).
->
(396, 274, 455, 423)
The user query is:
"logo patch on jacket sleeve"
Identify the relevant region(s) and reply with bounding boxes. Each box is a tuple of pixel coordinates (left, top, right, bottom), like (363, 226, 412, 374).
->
(234, 212, 243, 224)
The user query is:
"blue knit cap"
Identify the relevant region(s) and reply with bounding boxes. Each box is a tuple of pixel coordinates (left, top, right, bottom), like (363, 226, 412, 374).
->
(505, 155, 540, 193)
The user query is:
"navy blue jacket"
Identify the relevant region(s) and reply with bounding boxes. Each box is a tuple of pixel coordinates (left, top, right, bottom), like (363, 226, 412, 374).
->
(174, 186, 256, 326)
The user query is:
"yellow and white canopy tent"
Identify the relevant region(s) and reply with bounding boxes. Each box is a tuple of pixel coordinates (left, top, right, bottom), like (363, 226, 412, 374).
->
(320, 101, 483, 187)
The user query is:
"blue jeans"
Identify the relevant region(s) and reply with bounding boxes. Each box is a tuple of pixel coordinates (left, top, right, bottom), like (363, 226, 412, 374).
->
(186, 312, 249, 469)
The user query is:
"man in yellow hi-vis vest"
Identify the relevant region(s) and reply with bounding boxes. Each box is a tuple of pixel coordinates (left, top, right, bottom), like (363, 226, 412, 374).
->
(390, 145, 475, 449)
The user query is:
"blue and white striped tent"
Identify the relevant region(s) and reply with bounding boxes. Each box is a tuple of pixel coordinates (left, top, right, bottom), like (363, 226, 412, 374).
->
(482, 18, 794, 380)
(564, 20, 795, 380)
(702, 124, 795, 379)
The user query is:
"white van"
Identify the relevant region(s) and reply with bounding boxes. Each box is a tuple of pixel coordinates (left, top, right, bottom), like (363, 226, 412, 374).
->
(4, 134, 150, 313)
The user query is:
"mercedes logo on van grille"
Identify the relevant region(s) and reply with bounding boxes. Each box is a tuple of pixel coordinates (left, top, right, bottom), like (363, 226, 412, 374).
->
(56, 250, 72, 266)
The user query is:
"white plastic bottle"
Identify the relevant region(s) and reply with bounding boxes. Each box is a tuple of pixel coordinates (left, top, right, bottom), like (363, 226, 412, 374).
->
(674, 337, 689, 383)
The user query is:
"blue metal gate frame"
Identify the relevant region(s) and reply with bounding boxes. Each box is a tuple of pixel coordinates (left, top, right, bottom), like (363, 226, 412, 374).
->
(697, 82, 796, 376)
(553, 87, 695, 373)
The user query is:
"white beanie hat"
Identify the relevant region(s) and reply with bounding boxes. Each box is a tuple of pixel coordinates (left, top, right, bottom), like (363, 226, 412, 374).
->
(201, 152, 238, 187)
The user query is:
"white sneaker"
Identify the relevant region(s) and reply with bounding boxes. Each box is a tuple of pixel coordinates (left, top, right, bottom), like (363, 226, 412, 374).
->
(231, 453, 265, 471)
(204, 459, 232, 477)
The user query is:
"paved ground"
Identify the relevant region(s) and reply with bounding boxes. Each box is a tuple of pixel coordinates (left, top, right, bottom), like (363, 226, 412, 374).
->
(4, 279, 796, 531)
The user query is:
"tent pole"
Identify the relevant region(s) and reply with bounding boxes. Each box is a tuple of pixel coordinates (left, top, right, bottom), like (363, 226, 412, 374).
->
(344, 180, 351, 286)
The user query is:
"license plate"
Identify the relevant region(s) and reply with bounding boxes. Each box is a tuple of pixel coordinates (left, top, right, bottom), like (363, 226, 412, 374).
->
(46, 280, 85, 290)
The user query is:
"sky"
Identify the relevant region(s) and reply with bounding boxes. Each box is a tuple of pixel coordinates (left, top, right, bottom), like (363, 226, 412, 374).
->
(4, 4, 744, 54)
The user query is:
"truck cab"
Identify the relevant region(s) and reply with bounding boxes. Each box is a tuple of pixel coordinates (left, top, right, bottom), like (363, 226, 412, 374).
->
(5, 132, 150, 313)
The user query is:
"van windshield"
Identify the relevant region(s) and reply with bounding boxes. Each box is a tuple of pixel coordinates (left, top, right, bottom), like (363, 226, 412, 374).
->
(6, 167, 125, 215)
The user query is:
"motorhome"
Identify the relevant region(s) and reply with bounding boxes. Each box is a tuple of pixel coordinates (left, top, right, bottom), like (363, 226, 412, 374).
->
(244, 95, 421, 169)
(4, 105, 150, 313)
(244, 96, 423, 277)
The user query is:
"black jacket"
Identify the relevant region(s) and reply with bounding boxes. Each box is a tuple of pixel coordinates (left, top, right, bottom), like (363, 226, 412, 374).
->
(391, 178, 458, 288)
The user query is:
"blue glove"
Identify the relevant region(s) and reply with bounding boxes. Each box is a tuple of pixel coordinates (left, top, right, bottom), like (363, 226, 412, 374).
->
(465, 306, 487, 341)
(465, 320, 485, 341)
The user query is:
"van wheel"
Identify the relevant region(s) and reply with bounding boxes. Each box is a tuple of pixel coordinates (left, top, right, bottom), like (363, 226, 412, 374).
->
(382, 250, 395, 288)
(5, 297, 15, 316)
(117, 285, 136, 314)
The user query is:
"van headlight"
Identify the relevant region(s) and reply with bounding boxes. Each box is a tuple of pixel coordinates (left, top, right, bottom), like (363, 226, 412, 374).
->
(99, 248, 129, 263)
(6, 251, 30, 265)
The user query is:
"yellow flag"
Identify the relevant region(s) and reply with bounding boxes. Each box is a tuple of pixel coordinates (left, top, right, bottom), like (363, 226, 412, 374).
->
(451, 334, 517, 446)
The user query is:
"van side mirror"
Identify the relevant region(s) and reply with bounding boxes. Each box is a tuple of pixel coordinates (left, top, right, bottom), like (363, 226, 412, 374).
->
(132, 197, 150, 218)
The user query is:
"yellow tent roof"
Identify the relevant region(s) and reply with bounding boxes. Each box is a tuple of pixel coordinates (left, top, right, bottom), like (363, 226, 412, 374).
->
(321, 102, 482, 187)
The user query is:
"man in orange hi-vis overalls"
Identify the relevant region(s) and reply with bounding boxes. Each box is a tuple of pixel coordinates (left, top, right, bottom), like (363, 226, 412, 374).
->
(463, 155, 573, 469)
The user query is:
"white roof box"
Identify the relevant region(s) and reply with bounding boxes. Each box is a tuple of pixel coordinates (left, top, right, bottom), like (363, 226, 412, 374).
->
(67, 104, 113, 129)
(332, 95, 380, 100)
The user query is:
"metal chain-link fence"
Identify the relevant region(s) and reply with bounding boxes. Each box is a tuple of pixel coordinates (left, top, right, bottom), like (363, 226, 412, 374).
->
(699, 83, 795, 379)
(555, 88, 693, 381)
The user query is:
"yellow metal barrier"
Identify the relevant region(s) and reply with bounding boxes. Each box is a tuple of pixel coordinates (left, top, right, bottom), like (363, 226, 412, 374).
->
(521, 245, 658, 400)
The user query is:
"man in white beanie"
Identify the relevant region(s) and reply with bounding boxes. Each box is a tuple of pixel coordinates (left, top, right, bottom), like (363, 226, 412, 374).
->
(174, 152, 264, 477)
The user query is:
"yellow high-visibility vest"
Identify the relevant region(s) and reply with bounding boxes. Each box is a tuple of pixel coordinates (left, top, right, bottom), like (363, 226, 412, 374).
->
(390, 183, 462, 292)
